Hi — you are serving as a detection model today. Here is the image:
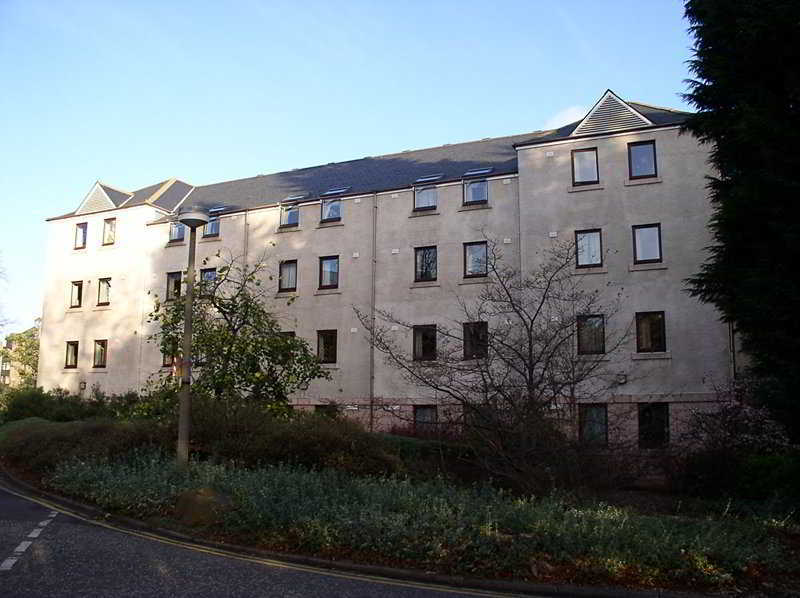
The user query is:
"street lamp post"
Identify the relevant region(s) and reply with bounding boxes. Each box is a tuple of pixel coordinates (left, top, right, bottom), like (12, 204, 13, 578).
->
(176, 207, 209, 468)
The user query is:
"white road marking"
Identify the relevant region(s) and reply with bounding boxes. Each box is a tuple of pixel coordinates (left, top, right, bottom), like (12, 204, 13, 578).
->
(0, 558, 18, 571)
(48, 511, 58, 518)
(38, 519, 51, 527)
(14, 541, 32, 554)
(28, 528, 42, 538)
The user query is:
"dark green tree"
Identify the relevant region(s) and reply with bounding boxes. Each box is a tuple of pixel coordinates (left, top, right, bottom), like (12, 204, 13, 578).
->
(683, 0, 800, 438)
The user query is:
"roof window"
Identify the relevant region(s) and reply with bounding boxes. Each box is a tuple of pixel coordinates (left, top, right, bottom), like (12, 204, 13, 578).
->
(322, 186, 351, 196)
(463, 167, 494, 177)
(415, 173, 443, 184)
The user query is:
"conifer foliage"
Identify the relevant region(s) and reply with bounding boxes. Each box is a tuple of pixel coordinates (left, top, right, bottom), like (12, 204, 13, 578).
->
(683, 0, 800, 437)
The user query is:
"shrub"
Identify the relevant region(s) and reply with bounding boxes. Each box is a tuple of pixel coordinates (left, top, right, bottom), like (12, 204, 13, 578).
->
(44, 451, 796, 588)
(0, 419, 170, 474)
(191, 396, 403, 476)
(1, 387, 116, 423)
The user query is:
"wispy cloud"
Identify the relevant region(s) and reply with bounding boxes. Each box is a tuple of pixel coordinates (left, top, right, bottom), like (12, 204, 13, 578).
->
(543, 105, 587, 129)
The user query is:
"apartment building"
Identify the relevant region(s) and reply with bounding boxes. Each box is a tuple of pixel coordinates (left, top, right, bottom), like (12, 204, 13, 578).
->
(38, 90, 732, 446)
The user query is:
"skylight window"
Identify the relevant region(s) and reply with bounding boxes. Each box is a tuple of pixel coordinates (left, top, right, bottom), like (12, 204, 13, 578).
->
(415, 173, 443, 184)
(322, 186, 351, 196)
(284, 194, 306, 203)
(463, 167, 493, 177)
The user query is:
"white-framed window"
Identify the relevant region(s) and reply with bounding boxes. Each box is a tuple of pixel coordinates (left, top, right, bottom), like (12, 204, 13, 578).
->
(203, 217, 220, 237)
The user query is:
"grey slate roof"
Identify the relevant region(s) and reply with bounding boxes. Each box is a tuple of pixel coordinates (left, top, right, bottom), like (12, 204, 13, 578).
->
(99, 184, 132, 207)
(49, 97, 690, 221)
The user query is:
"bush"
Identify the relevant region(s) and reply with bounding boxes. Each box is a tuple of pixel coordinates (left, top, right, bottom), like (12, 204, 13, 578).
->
(191, 397, 403, 476)
(1, 387, 115, 423)
(44, 451, 796, 588)
(0, 419, 170, 474)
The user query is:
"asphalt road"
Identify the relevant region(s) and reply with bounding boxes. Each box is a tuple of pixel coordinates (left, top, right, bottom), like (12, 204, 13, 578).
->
(0, 486, 522, 598)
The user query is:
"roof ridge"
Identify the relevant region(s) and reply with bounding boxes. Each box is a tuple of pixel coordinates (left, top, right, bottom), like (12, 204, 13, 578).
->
(628, 100, 689, 114)
(145, 178, 177, 204)
(97, 181, 133, 195)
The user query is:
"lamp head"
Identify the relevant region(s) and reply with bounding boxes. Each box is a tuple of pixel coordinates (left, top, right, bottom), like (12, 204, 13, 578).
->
(178, 206, 210, 229)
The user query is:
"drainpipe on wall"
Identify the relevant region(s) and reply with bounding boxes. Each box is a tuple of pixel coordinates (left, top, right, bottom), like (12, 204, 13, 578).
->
(369, 192, 378, 432)
(728, 322, 738, 381)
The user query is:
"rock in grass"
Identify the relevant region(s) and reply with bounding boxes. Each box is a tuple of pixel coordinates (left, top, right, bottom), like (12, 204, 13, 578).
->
(175, 488, 233, 527)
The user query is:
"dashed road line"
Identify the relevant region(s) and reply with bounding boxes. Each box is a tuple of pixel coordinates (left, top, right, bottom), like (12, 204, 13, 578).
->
(0, 511, 58, 571)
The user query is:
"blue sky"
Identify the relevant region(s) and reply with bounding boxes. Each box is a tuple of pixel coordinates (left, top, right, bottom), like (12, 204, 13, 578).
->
(0, 0, 693, 335)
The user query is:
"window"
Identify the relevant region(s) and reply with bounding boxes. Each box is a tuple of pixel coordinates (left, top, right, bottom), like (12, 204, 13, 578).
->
(414, 405, 438, 433)
(70, 281, 83, 308)
(65, 341, 78, 368)
(280, 204, 299, 227)
(93, 340, 108, 368)
(638, 403, 669, 449)
(463, 321, 488, 359)
(463, 241, 488, 278)
(636, 311, 666, 352)
(317, 330, 337, 364)
(633, 224, 662, 264)
(414, 246, 437, 282)
(166, 272, 182, 301)
(571, 148, 599, 186)
(203, 216, 220, 237)
(628, 141, 657, 179)
(102, 218, 116, 245)
(577, 315, 605, 355)
(97, 278, 111, 306)
(200, 269, 216, 296)
(579, 404, 608, 446)
(320, 198, 341, 222)
(74, 222, 87, 249)
(319, 256, 339, 289)
(463, 179, 488, 205)
(169, 222, 185, 242)
(413, 325, 437, 361)
(279, 260, 297, 292)
(414, 187, 437, 211)
(575, 229, 602, 268)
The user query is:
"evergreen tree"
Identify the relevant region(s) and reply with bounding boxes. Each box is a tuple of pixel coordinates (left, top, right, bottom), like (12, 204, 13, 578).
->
(683, 0, 800, 438)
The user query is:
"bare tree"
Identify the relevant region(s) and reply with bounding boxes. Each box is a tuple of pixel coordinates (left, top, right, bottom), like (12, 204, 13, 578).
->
(357, 241, 630, 492)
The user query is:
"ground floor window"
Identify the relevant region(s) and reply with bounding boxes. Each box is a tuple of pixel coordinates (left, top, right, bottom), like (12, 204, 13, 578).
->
(579, 404, 607, 446)
(638, 402, 669, 449)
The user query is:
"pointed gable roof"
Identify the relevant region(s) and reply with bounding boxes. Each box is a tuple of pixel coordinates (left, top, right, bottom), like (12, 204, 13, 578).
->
(98, 183, 133, 207)
(571, 90, 652, 137)
(75, 182, 116, 215)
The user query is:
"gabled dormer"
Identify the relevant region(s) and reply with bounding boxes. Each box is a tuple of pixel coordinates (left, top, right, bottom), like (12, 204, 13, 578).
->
(571, 90, 653, 137)
(74, 181, 132, 215)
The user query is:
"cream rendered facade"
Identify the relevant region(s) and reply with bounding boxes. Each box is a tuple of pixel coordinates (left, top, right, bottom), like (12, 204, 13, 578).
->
(38, 92, 732, 442)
